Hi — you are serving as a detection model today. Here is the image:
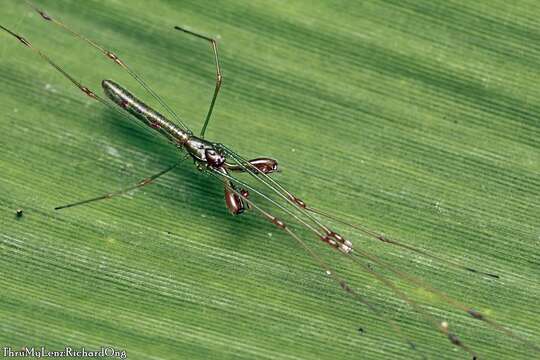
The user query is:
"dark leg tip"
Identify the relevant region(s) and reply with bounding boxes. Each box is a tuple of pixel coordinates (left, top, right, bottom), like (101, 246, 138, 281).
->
(466, 267, 499, 279)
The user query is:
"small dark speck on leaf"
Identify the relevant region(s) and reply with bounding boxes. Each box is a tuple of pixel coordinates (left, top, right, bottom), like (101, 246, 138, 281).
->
(358, 327, 364, 334)
(16, 208, 23, 218)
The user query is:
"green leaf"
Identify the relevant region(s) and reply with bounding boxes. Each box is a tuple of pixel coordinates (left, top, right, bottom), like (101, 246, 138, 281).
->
(1, 1, 538, 359)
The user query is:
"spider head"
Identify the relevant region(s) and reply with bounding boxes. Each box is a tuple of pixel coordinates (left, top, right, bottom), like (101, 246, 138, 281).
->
(205, 147, 225, 168)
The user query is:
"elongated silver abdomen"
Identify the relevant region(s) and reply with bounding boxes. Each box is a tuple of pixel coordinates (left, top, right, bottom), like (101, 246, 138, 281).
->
(102, 79, 190, 144)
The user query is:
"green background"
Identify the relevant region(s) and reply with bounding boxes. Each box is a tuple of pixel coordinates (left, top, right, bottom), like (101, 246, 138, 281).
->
(1, 1, 539, 359)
